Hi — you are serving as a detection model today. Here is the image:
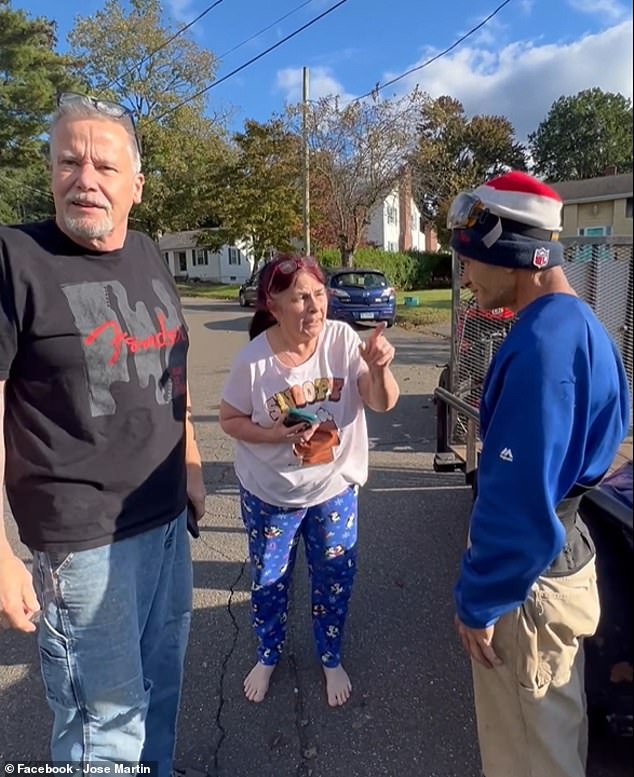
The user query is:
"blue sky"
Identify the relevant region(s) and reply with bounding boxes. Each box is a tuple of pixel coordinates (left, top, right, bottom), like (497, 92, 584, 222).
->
(13, 0, 634, 139)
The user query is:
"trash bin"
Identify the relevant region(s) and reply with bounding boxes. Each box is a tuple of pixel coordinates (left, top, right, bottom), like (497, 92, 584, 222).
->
(580, 461, 633, 736)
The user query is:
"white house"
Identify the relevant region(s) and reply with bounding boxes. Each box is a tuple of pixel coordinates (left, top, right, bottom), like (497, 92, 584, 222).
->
(158, 230, 254, 284)
(365, 180, 427, 253)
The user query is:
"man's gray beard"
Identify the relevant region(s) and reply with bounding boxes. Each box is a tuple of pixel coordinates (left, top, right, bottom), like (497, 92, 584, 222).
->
(62, 212, 114, 241)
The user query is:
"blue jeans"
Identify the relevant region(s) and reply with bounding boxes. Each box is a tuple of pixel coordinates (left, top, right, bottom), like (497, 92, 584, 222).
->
(240, 485, 358, 668)
(32, 511, 192, 776)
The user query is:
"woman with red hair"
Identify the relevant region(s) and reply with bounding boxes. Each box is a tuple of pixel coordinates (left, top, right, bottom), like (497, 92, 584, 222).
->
(220, 255, 399, 707)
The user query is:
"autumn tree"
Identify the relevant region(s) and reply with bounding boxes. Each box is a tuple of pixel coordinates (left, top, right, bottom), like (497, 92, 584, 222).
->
(204, 119, 303, 261)
(289, 92, 427, 266)
(410, 96, 527, 245)
(529, 88, 633, 181)
(0, 0, 78, 222)
(68, 0, 229, 238)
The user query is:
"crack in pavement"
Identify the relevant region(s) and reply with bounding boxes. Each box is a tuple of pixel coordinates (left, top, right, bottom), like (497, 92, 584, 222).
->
(285, 586, 316, 777)
(207, 555, 248, 777)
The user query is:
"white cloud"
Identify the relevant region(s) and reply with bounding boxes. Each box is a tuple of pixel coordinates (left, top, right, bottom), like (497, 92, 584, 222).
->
(165, 0, 193, 20)
(275, 66, 355, 104)
(567, 0, 627, 22)
(383, 21, 633, 140)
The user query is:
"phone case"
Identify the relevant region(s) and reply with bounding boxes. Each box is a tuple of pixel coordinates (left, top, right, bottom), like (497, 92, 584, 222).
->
(284, 408, 319, 427)
(186, 501, 200, 538)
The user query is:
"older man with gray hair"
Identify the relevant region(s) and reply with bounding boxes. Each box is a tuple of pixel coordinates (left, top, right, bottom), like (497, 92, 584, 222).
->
(0, 92, 205, 774)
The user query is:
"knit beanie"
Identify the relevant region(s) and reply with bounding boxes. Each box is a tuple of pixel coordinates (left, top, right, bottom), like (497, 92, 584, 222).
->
(449, 171, 564, 270)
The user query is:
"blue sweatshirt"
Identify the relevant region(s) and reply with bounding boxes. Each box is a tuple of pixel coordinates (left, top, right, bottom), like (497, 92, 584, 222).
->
(454, 293, 630, 629)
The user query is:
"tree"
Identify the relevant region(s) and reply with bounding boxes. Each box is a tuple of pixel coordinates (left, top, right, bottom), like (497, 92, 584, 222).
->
(204, 119, 303, 261)
(290, 92, 427, 266)
(411, 96, 527, 245)
(68, 0, 229, 238)
(0, 0, 77, 222)
(529, 88, 633, 181)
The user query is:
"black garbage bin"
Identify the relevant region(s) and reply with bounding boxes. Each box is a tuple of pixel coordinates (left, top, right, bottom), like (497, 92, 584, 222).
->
(580, 461, 633, 737)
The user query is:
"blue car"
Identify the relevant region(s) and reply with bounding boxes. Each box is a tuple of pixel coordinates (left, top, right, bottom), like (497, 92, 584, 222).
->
(326, 268, 396, 327)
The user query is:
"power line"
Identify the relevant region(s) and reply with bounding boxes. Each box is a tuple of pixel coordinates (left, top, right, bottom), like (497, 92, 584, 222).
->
(102, 0, 227, 93)
(218, 0, 317, 60)
(155, 0, 349, 122)
(0, 171, 54, 201)
(355, 0, 513, 101)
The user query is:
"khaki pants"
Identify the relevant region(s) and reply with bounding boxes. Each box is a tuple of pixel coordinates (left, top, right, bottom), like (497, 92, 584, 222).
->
(472, 559, 600, 777)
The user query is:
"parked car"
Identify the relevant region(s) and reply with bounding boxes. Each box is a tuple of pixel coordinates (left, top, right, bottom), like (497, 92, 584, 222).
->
(581, 460, 633, 736)
(238, 271, 259, 307)
(326, 268, 396, 327)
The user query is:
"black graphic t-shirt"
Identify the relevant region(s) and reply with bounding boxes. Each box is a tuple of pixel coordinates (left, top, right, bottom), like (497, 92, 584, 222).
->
(0, 220, 189, 552)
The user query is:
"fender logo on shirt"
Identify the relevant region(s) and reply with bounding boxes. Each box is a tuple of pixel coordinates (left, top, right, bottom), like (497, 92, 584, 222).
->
(85, 312, 186, 366)
(62, 278, 187, 418)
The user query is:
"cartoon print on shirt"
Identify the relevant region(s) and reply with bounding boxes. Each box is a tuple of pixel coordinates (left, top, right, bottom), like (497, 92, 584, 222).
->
(293, 406, 341, 466)
(266, 377, 344, 467)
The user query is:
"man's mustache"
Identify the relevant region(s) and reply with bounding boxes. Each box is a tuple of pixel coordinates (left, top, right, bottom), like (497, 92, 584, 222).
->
(65, 194, 110, 210)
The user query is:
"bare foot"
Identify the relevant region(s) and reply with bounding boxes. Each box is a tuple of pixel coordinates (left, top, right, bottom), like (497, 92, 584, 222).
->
(244, 662, 276, 703)
(323, 664, 352, 707)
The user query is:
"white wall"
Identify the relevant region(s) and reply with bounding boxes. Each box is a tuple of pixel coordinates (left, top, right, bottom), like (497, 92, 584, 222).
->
(366, 191, 426, 253)
(366, 192, 400, 251)
(410, 200, 425, 251)
(161, 241, 254, 283)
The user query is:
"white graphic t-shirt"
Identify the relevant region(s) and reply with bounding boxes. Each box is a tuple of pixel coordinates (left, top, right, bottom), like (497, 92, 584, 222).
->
(221, 319, 369, 507)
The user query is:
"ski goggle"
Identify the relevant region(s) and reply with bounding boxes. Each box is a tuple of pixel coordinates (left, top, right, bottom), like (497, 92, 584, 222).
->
(446, 192, 490, 230)
(57, 92, 142, 156)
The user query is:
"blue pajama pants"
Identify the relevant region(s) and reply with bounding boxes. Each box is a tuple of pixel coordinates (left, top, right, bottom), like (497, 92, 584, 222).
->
(239, 484, 358, 668)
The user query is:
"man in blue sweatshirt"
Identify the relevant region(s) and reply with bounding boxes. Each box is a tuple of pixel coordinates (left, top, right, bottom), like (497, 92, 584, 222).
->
(448, 171, 630, 777)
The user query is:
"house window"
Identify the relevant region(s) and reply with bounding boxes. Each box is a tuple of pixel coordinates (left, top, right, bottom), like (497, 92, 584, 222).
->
(386, 206, 398, 225)
(195, 249, 209, 266)
(228, 247, 241, 265)
(578, 226, 612, 237)
(626, 197, 633, 218)
(575, 226, 612, 262)
(176, 251, 187, 272)
(162, 252, 169, 265)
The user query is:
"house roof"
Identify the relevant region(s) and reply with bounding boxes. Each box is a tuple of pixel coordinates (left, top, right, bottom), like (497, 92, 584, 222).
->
(550, 173, 633, 204)
(158, 230, 207, 251)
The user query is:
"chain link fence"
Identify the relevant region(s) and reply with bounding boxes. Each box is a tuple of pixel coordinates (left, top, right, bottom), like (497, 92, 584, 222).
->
(440, 237, 633, 454)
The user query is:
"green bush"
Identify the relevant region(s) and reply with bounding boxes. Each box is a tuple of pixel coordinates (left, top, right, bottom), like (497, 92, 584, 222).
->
(406, 250, 452, 289)
(315, 247, 452, 290)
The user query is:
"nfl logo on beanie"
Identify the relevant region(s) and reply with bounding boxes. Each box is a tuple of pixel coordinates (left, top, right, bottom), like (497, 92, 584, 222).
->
(449, 171, 565, 270)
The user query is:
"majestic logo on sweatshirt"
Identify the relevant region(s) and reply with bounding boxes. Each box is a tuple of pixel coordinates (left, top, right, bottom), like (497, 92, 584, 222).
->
(62, 278, 187, 417)
(499, 447, 514, 462)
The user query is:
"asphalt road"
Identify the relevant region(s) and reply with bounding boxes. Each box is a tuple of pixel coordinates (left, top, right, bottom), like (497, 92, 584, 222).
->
(1, 299, 631, 777)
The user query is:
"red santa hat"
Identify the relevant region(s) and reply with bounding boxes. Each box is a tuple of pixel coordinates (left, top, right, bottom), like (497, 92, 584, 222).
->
(473, 171, 563, 232)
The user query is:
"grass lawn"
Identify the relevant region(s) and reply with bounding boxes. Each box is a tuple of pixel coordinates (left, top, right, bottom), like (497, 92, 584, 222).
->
(176, 282, 452, 330)
(176, 281, 239, 300)
(394, 289, 452, 328)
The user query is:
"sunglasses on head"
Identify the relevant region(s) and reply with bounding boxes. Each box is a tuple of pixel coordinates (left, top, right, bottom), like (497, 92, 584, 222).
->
(266, 257, 319, 294)
(57, 92, 142, 156)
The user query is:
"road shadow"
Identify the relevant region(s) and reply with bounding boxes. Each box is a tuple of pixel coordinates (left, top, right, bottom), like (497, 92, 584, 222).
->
(180, 302, 241, 314)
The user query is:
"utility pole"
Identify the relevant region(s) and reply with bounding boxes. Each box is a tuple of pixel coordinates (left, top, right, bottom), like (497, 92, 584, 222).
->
(302, 66, 311, 256)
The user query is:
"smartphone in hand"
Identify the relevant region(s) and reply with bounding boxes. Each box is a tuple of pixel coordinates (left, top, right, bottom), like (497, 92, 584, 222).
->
(186, 500, 200, 539)
(283, 408, 319, 428)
